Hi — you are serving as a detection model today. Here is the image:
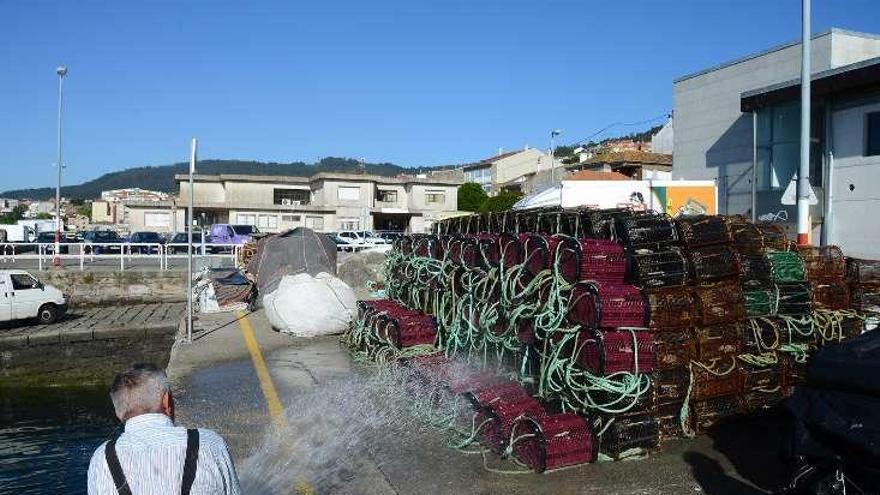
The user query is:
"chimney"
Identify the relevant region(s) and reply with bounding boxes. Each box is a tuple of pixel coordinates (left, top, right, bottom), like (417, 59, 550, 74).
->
(497, 147, 504, 156)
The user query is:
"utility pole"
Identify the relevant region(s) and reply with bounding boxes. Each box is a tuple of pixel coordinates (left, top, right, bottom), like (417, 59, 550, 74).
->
(54, 66, 68, 266)
(550, 129, 562, 186)
(187, 138, 197, 343)
(797, 0, 812, 245)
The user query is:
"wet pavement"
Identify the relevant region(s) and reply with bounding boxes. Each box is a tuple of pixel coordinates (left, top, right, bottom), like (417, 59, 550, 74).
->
(167, 309, 791, 495)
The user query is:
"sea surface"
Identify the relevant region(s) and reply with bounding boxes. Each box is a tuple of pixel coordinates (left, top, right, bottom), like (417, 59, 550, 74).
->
(0, 386, 119, 495)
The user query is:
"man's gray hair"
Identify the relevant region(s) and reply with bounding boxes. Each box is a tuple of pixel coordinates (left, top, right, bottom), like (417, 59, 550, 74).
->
(110, 363, 171, 421)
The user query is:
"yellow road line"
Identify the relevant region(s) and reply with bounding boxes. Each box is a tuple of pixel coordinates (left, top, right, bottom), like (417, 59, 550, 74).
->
(236, 310, 287, 430)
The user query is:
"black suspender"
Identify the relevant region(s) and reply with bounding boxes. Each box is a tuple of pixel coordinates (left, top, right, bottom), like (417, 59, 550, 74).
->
(104, 437, 133, 495)
(104, 428, 200, 495)
(181, 429, 200, 495)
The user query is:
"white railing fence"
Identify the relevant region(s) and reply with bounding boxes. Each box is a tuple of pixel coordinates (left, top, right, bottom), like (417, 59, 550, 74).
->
(0, 243, 242, 271)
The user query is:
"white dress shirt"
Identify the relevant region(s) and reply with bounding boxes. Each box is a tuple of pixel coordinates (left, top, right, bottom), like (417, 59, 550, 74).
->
(87, 413, 241, 495)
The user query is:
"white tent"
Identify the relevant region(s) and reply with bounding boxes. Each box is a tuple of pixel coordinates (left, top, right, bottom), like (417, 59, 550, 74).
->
(512, 186, 561, 210)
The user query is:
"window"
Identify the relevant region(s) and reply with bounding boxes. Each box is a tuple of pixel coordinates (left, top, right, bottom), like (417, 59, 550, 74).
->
(867, 112, 880, 156)
(338, 218, 360, 230)
(338, 186, 360, 201)
(236, 213, 256, 225)
(10, 273, 39, 290)
(257, 214, 278, 230)
(425, 191, 445, 204)
(305, 216, 324, 231)
(144, 212, 170, 228)
(273, 188, 310, 205)
(755, 103, 824, 190)
(281, 214, 301, 223)
(376, 189, 398, 203)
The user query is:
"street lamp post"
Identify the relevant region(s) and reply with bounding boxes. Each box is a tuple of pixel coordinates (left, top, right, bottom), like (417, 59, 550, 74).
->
(550, 129, 562, 185)
(54, 65, 67, 266)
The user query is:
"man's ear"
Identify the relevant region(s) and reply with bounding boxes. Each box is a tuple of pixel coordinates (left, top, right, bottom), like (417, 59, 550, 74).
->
(161, 390, 175, 420)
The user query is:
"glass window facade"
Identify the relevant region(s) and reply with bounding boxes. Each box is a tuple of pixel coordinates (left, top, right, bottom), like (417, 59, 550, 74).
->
(756, 102, 824, 190)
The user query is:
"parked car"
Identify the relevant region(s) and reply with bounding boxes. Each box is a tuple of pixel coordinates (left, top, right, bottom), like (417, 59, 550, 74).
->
(0, 270, 67, 324)
(337, 230, 388, 245)
(210, 224, 261, 245)
(126, 231, 164, 253)
(328, 233, 359, 252)
(378, 231, 403, 242)
(167, 232, 216, 254)
(82, 230, 123, 254)
(36, 231, 71, 254)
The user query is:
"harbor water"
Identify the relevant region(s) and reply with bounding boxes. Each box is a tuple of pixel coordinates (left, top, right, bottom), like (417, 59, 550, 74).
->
(0, 386, 119, 495)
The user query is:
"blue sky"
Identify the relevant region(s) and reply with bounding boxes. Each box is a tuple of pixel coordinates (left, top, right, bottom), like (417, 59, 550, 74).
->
(2, 0, 879, 190)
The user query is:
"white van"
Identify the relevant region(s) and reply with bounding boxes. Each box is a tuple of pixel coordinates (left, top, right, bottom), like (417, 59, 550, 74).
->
(0, 270, 68, 324)
(0, 225, 35, 243)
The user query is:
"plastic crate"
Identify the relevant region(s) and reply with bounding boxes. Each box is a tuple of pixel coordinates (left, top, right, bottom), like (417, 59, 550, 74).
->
(645, 286, 697, 328)
(628, 247, 690, 288)
(693, 281, 747, 326)
(675, 215, 732, 247)
(652, 329, 697, 370)
(512, 413, 595, 473)
(567, 282, 648, 329)
(688, 245, 741, 283)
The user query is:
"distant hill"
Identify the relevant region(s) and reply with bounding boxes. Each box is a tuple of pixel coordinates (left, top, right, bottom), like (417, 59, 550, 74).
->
(1, 157, 448, 200)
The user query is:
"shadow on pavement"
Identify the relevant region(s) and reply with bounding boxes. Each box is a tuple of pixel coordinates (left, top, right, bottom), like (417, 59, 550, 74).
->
(689, 409, 793, 495)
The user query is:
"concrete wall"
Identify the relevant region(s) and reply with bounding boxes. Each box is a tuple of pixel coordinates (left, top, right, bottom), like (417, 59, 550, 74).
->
(651, 119, 674, 154)
(492, 149, 553, 187)
(407, 184, 458, 212)
(828, 96, 880, 259)
(672, 29, 880, 241)
(39, 270, 186, 307)
(179, 181, 226, 204)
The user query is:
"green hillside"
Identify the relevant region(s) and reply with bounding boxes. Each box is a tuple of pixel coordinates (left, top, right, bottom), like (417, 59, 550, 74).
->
(2, 157, 443, 200)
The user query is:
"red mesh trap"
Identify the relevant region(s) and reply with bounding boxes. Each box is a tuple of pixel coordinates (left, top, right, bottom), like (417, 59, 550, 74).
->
(756, 223, 790, 251)
(675, 215, 732, 247)
(413, 235, 441, 259)
(512, 412, 595, 473)
(566, 328, 654, 376)
(578, 239, 627, 285)
(477, 393, 545, 454)
(520, 233, 551, 276)
(688, 245, 741, 283)
(498, 233, 524, 269)
(448, 236, 480, 268)
(448, 369, 507, 395)
(628, 247, 690, 288)
(380, 313, 438, 348)
(645, 286, 697, 328)
(693, 281, 746, 326)
(567, 282, 647, 329)
(474, 233, 500, 268)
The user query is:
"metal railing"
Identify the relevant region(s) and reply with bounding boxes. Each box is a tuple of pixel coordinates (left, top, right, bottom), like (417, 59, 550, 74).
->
(0, 242, 242, 271)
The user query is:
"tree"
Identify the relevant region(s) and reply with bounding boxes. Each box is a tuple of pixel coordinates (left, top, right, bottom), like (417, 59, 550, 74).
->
(457, 182, 488, 212)
(0, 204, 27, 225)
(76, 205, 92, 220)
(479, 189, 523, 213)
(35, 212, 53, 220)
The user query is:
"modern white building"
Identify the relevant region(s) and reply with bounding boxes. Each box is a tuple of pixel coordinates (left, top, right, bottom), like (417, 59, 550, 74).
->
(462, 148, 555, 194)
(672, 28, 880, 258)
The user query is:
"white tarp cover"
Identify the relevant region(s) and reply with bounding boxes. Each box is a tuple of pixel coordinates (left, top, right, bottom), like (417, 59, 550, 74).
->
(262, 272, 357, 336)
(512, 186, 562, 210)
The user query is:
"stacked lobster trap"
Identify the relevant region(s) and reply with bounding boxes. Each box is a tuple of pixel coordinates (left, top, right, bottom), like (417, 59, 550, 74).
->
(343, 206, 875, 473)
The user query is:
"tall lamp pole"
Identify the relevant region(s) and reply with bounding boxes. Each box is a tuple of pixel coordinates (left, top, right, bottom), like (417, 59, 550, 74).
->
(797, 0, 812, 245)
(550, 129, 562, 185)
(54, 65, 68, 266)
(187, 138, 197, 343)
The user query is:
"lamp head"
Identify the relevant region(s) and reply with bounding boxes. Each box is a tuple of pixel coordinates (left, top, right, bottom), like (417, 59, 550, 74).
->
(56, 66, 68, 77)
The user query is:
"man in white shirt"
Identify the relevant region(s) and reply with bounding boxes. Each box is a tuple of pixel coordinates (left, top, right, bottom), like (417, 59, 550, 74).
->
(87, 363, 241, 495)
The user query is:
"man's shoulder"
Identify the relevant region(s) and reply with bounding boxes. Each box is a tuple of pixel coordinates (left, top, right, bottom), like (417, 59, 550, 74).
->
(195, 428, 230, 451)
(90, 439, 109, 461)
